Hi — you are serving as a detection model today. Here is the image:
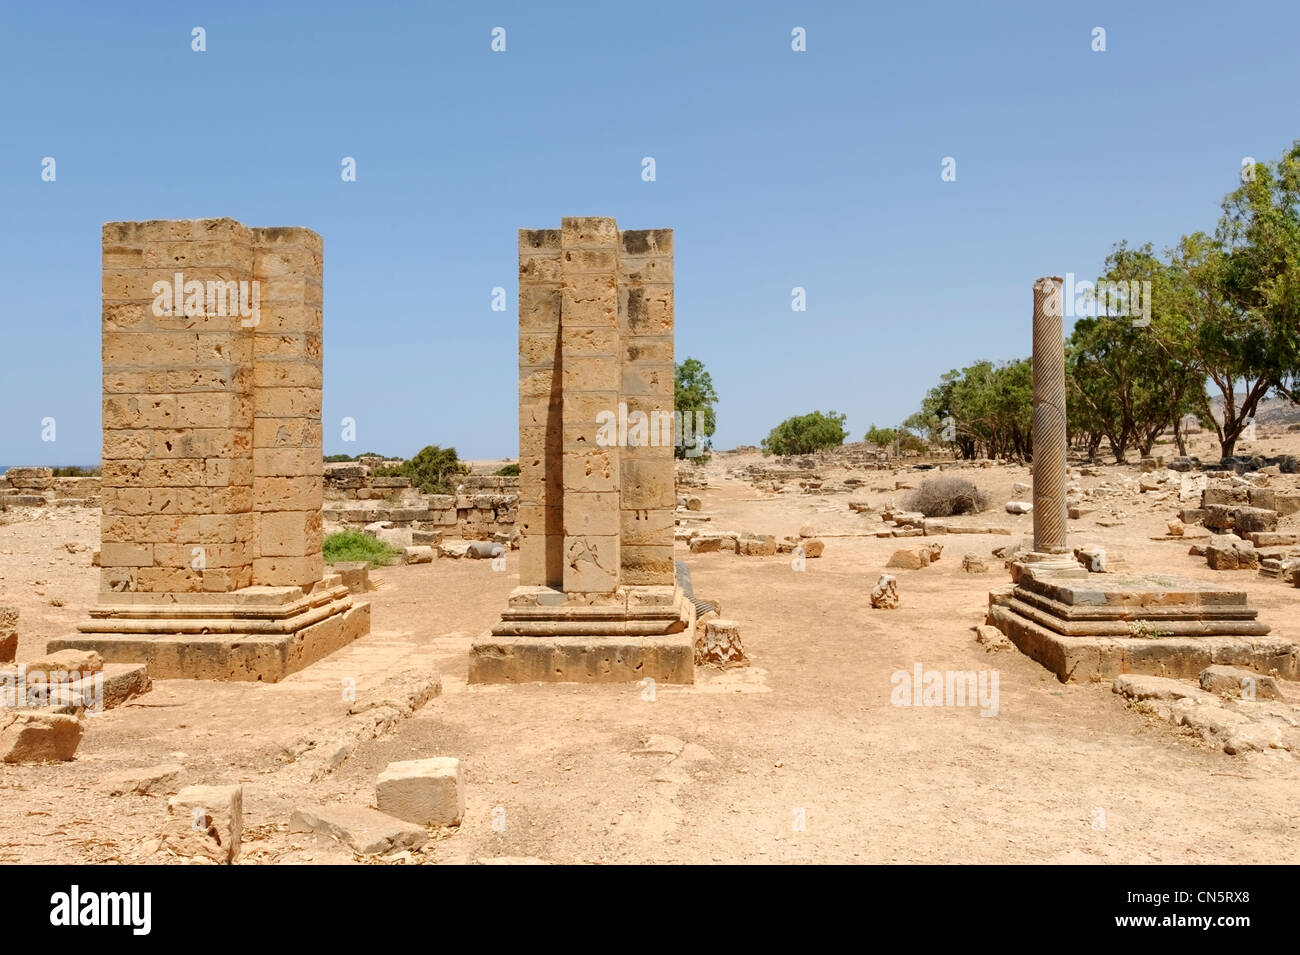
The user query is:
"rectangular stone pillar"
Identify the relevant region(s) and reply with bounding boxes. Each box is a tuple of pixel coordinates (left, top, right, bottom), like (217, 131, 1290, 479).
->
(251, 227, 325, 587)
(100, 218, 256, 594)
(517, 229, 563, 587)
(619, 229, 676, 586)
(560, 217, 621, 594)
(56, 219, 369, 681)
(474, 217, 692, 684)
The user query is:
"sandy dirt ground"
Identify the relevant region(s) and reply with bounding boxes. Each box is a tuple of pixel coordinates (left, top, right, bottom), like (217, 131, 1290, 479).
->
(1, 428, 1298, 864)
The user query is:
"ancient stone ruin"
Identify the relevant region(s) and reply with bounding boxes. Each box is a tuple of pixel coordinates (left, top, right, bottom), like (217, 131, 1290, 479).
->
(988, 277, 1292, 682)
(47, 219, 369, 680)
(469, 217, 694, 683)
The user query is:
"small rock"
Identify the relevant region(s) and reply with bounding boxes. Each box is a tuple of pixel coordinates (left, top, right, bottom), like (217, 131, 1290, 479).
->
(962, 553, 988, 573)
(870, 574, 899, 609)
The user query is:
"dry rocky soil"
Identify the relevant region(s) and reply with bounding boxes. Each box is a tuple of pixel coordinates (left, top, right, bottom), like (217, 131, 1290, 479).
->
(2, 429, 1299, 865)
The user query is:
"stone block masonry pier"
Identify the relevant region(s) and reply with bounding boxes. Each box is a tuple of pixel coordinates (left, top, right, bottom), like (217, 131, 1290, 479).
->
(988, 277, 1293, 683)
(469, 217, 694, 683)
(47, 219, 369, 680)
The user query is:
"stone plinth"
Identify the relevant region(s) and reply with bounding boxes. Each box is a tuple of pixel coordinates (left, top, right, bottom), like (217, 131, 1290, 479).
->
(471, 218, 692, 684)
(64, 219, 368, 680)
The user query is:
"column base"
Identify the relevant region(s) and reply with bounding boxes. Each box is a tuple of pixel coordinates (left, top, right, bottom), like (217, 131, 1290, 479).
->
(471, 584, 695, 683)
(49, 575, 370, 681)
(988, 562, 1288, 683)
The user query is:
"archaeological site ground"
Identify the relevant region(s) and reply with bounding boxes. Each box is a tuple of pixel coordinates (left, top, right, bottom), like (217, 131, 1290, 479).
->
(1, 1, 1295, 930)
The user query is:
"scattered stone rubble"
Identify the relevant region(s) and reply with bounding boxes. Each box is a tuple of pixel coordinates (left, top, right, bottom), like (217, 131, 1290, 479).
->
(1114, 669, 1298, 756)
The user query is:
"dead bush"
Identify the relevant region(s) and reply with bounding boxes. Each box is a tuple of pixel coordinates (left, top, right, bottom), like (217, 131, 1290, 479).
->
(904, 476, 989, 518)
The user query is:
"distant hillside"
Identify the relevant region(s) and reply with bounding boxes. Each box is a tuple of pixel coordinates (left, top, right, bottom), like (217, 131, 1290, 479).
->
(1207, 396, 1300, 428)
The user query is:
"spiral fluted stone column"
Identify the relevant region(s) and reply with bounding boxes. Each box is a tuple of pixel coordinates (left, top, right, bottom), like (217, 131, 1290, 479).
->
(1031, 276, 1069, 556)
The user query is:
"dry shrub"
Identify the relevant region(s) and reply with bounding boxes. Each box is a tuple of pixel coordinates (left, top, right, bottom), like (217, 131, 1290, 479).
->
(904, 476, 989, 518)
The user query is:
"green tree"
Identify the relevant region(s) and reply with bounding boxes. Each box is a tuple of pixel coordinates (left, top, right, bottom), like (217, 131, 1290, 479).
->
(674, 357, 719, 460)
(761, 410, 848, 456)
(864, 424, 898, 449)
(1065, 243, 1203, 462)
(916, 361, 1032, 460)
(378, 445, 468, 494)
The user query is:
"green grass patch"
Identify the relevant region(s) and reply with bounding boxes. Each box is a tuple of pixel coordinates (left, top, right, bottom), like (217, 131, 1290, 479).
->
(323, 530, 401, 568)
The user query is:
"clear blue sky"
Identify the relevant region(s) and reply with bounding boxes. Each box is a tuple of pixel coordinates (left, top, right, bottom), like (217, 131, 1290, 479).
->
(2, 0, 1297, 465)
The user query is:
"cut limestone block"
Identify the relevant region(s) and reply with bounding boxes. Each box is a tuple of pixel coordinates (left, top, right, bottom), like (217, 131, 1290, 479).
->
(689, 536, 725, 554)
(1199, 665, 1284, 701)
(799, 538, 825, 558)
(403, 545, 435, 564)
(333, 561, 371, 594)
(7, 662, 151, 715)
(99, 763, 184, 796)
(737, 536, 777, 556)
(974, 624, 1011, 652)
(1206, 535, 1259, 571)
(162, 784, 243, 864)
(17, 649, 103, 683)
(0, 606, 16, 663)
(0, 711, 83, 762)
(290, 804, 428, 855)
(1074, 546, 1106, 573)
(375, 757, 465, 827)
(870, 574, 899, 609)
(886, 548, 928, 570)
(695, 618, 745, 666)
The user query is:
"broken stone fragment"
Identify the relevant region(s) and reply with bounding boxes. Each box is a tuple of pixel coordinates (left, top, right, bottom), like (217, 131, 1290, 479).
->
(403, 545, 435, 564)
(694, 618, 745, 666)
(16, 649, 103, 684)
(870, 574, 899, 609)
(737, 536, 777, 556)
(290, 804, 428, 855)
(974, 624, 1011, 651)
(162, 784, 243, 864)
(0, 606, 16, 663)
(99, 762, 184, 796)
(0, 711, 84, 762)
(688, 535, 724, 554)
(886, 548, 929, 570)
(1005, 501, 1033, 515)
(962, 553, 988, 573)
(1199, 665, 1283, 701)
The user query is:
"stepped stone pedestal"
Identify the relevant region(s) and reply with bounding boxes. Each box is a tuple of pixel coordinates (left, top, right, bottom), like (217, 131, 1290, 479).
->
(989, 278, 1291, 682)
(469, 217, 694, 684)
(49, 219, 369, 681)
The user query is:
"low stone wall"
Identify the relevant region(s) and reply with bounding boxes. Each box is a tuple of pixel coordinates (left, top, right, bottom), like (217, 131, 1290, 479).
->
(323, 464, 517, 541)
(0, 468, 101, 508)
